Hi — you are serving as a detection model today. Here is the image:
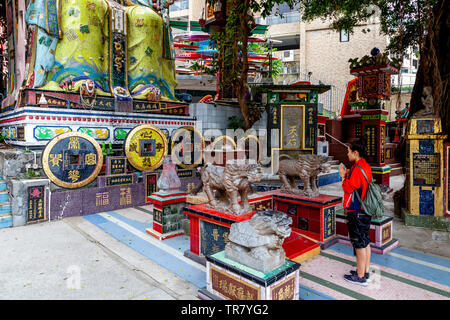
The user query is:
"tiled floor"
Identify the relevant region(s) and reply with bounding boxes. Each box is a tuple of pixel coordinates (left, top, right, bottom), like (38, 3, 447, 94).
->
(83, 206, 450, 300)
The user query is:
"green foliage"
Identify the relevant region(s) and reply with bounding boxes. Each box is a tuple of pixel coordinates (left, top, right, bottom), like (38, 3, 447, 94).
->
(228, 116, 247, 130)
(26, 168, 41, 178)
(301, 0, 435, 55)
(249, 40, 283, 78)
(101, 142, 114, 157)
(206, 0, 298, 128)
(190, 60, 217, 76)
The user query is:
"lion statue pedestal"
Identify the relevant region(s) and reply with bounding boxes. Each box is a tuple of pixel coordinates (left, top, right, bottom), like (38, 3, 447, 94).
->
(200, 210, 301, 300)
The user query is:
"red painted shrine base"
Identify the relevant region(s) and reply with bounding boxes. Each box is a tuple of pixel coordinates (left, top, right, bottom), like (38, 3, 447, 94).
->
(183, 190, 325, 264)
(283, 229, 321, 263)
(145, 191, 186, 241)
(271, 190, 342, 249)
(183, 204, 256, 257)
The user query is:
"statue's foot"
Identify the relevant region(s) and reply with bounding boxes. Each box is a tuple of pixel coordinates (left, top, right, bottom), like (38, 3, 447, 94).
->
(281, 186, 299, 195)
(303, 189, 319, 198)
(209, 200, 219, 207)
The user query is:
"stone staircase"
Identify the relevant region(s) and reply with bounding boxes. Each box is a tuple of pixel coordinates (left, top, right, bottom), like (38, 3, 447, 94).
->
(0, 174, 12, 229)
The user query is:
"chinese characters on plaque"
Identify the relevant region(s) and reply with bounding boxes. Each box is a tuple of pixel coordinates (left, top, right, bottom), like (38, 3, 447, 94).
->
(107, 157, 127, 175)
(200, 221, 230, 257)
(27, 186, 46, 224)
(413, 153, 440, 187)
(365, 125, 379, 164)
(210, 267, 260, 300)
(323, 207, 336, 239)
(282, 106, 303, 150)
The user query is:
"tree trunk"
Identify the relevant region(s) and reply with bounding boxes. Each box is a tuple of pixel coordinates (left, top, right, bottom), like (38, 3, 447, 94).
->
(233, 0, 252, 129)
(410, 0, 449, 134)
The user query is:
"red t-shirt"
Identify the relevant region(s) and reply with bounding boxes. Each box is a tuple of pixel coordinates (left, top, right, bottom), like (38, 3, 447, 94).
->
(342, 158, 372, 211)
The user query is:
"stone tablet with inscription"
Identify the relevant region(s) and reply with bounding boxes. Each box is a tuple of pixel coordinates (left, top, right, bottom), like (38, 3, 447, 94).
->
(281, 106, 303, 150)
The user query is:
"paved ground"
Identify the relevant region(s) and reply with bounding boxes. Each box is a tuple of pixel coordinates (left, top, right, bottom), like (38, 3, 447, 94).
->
(0, 175, 449, 300)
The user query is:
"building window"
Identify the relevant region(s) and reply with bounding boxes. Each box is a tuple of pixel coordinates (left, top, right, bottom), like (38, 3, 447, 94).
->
(340, 30, 349, 42)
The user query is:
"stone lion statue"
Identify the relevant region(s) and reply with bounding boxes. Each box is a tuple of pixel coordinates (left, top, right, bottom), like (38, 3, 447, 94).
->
(201, 161, 262, 215)
(225, 210, 292, 273)
(277, 154, 331, 197)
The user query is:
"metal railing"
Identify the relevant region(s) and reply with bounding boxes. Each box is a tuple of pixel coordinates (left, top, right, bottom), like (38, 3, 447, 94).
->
(255, 12, 301, 25)
(171, 0, 189, 12)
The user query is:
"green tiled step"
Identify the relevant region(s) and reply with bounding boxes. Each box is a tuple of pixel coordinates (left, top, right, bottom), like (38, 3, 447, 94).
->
(0, 180, 7, 191)
(402, 208, 450, 231)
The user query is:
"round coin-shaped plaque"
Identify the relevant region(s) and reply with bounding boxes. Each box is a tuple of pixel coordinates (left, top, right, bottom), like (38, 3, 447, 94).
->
(124, 125, 168, 171)
(42, 132, 104, 189)
(171, 126, 204, 169)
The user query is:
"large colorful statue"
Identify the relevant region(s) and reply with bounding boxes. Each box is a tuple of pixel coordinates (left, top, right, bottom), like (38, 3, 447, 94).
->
(22, 0, 176, 102)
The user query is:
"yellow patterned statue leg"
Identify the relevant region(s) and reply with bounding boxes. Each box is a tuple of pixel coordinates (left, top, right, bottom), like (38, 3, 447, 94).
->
(41, 0, 111, 95)
(126, 5, 175, 101)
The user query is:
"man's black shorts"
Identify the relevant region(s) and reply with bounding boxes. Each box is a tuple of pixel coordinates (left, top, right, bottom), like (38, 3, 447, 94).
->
(346, 210, 371, 249)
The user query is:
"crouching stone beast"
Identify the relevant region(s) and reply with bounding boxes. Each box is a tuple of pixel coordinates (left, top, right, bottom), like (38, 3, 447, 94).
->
(201, 160, 262, 215)
(277, 154, 331, 197)
(225, 210, 292, 273)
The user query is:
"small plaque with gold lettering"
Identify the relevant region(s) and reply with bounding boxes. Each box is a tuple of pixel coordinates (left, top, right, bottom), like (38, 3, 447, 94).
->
(27, 186, 46, 224)
(106, 156, 127, 175)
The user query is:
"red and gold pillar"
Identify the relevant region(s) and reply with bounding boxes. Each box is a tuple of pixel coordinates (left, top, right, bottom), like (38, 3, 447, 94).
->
(360, 109, 391, 186)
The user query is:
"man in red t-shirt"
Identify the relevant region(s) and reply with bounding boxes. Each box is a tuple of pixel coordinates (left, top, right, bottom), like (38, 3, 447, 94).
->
(339, 139, 372, 286)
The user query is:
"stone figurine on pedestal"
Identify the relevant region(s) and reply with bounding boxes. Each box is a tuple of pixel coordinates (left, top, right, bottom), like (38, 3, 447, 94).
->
(277, 154, 331, 197)
(157, 155, 181, 193)
(146, 155, 187, 240)
(201, 209, 301, 300)
(201, 160, 262, 215)
(225, 210, 292, 273)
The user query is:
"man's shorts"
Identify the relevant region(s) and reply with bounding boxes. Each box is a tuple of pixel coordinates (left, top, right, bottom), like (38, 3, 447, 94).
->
(346, 210, 371, 249)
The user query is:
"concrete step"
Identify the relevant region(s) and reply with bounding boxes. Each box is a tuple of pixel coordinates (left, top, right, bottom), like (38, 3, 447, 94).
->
(389, 163, 403, 169)
(0, 214, 12, 229)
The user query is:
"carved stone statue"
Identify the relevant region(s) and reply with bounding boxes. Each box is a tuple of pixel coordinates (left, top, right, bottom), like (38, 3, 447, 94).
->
(277, 154, 331, 197)
(201, 161, 262, 215)
(414, 86, 434, 117)
(225, 210, 292, 273)
(157, 155, 181, 193)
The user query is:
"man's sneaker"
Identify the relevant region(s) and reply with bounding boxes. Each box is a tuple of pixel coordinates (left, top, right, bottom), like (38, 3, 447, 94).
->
(350, 270, 372, 283)
(344, 273, 368, 286)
